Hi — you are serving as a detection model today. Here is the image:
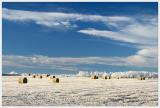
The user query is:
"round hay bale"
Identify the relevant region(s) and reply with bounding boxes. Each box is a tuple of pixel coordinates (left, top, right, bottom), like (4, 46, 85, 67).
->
(50, 75, 56, 79)
(142, 77, 145, 80)
(102, 76, 108, 79)
(18, 77, 28, 84)
(46, 74, 50, 77)
(91, 75, 98, 79)
(39, 75, 43, 79)
(53, 78, 59, 83)
(32, 75, 36, 78)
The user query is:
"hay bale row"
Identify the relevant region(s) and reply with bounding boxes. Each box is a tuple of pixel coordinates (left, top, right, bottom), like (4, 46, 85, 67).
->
(32, 74, 39, 77)
(137, 77, 145, 80)
(31, 74, 57, 80)
(91, 75, 98, 79)
(18, 74, 60, 84)
(18, 77, 28, 84)
(102, 76, 111, 79)
(31, 74, 44, 79)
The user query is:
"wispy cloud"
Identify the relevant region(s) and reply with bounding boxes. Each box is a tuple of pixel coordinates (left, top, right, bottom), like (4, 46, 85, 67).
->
(78, 14, 157, 68)
(78, 18, 157, 48)
(3, 8, 132, 29)
(3, 54, 157, 72)
(2, 8, 158, 70)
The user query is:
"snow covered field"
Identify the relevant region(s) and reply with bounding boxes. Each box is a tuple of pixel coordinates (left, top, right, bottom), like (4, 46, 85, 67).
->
(2, 76, 158, 106)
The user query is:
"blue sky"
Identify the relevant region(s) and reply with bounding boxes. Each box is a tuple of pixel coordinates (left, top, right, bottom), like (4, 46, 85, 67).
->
(2, 2, 158, 74)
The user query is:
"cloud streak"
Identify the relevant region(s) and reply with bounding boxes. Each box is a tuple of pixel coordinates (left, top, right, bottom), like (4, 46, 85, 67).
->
(78, 18, 157, 48)
(2, 8, 158, 71)
(3, 8, 132, 29)
(3, 54, 157, 72)
(77, 15, 158, 67)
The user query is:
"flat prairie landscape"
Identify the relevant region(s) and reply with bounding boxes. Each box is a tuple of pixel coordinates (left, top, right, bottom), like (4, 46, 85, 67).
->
(2, 76, 158, 106)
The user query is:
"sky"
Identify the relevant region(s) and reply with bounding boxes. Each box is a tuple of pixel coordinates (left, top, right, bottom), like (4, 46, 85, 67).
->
(2, 2, 158, 74)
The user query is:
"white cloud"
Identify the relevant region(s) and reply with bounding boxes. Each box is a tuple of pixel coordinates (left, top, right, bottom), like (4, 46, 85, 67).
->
(78, 22, 157, 48)
(78, 15, 157, 68)
(126, 47, 158, 67)
(137, 48, 158, 58)
(3, 54, 157, 72)
(3, 8, 132, 29)
(2, 8, 158, 69)
(78, 27, 158, 67)
(8, 71, 18, 74)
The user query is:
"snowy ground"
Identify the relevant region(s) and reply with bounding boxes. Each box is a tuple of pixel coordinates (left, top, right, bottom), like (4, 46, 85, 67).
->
(2, 76, 158, 106)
